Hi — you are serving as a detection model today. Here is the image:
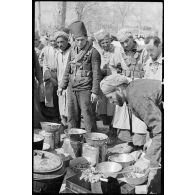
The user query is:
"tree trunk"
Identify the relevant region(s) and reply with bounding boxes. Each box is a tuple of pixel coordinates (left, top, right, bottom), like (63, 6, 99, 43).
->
(37, 2, 42, 34)
(61, 2, 66, 28)
(57, 2, 67, 29)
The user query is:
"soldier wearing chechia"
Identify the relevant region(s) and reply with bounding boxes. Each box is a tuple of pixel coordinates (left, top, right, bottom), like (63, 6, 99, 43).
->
(58, 21, 102, 132)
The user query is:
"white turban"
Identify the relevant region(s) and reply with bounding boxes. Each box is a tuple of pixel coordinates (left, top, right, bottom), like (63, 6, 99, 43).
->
(94, 29, 110, 42)
(54, 31, 69, 41)
(100, 74, 131, 95)
(117, 29, 133, 42)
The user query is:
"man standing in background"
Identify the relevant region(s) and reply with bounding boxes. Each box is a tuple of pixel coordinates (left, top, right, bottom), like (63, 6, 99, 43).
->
(41, 33, 60, 121)
(117, 29, 149, 79)
(143, 36, 163, 81)
(55, 31, 71, 126)
(94, 29, 127, 144)
(58, 21, 102, 132)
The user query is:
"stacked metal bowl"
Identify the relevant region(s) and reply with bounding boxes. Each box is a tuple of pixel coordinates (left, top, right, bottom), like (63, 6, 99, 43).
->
(84, 132, 108, 147)
(108, 153, 136, 168)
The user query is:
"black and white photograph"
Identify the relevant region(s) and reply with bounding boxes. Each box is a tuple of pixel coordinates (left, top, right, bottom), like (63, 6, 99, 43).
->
(33, 1, 163, 194)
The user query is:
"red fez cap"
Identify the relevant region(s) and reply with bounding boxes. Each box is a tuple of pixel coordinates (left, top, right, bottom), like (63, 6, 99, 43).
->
(69, 21, 87, 38)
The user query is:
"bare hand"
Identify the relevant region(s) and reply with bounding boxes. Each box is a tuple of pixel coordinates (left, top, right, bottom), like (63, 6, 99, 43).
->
(50, 78, 58, 86)
(57, 88, 63, 96)
(91, 93, 98, 103)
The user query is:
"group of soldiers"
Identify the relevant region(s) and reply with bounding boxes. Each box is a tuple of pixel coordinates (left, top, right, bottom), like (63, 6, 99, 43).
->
(34, 20, 162, 193)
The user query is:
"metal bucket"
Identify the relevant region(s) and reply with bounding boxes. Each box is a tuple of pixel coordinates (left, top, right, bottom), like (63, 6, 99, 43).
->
(84, 132, 108, 147)
(39, 130, 55, 150)
(63, 137, 82, 158)
(82, 143, 99, 166)
(40, 122, 61, 132)
(67, 128, 87, 142)
(40, 122, 61, 148)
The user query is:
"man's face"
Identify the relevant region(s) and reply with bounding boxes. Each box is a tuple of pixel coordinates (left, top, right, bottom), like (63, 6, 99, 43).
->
(100, 38, 111, 51)
(56, 37, 68, 51)
(120, 37, 134, 51)
(49, 36, 57, 48)
(146, 39, 161, 60)
(75, 36, 88, 50)
(105, 89, 126, 107)
(34, 38, 40, 48)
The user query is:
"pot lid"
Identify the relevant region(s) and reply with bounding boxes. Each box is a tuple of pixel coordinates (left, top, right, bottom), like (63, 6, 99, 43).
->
(34, 150, 62, 173)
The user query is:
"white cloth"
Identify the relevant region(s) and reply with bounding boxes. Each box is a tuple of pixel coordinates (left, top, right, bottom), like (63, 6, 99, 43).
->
(55, 48, 71, 117)
(42, 46, 58, 107)
(112, 77, 147, 133)
(111, 40, 122, 48)
(132, 113, 147, 134)
(58, 91, 67, 117)
(112, 102, 130, 129)
(113, 104, 148, 133)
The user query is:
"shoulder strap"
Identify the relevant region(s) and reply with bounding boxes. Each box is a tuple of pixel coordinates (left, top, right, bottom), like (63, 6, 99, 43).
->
(127, 106, 133, 137)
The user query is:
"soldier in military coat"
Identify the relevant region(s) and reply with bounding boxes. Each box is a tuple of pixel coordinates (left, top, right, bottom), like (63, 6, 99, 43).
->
(58, 21, 102, 132)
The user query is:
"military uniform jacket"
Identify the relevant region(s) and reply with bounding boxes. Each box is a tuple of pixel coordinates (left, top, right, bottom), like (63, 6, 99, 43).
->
(126, 79, 162, 163)
(121, 43, 149, 79)
(60, 42, 102, 95)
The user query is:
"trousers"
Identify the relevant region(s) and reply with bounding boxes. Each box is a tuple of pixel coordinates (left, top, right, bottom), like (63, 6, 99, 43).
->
(67, 87, 97, 132)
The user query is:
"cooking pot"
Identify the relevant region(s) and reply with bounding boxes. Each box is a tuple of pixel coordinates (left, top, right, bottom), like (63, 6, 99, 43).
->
(85, 132, 108, 147)
(67, 128, 87, 142)
(33, 150, 67, 193)
(40, 122, 61, 132)
(122, 165, 150, 186)
(33, 134, 44, 150)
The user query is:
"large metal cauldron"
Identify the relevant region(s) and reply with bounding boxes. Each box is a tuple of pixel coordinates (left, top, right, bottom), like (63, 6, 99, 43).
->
(33, 150, 67, 193)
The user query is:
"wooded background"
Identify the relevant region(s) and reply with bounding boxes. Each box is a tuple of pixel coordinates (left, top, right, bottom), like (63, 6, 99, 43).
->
(35, 1, 163, 38)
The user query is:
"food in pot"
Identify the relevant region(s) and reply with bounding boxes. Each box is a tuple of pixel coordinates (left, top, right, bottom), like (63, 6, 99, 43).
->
(74, 162, 90, 169)
(69, 157, 90, 171)
(124, 171, 145, 179)
(92, 137, 104, 140)
(123, 166, 147, 179)
(107, 143, 133, 154)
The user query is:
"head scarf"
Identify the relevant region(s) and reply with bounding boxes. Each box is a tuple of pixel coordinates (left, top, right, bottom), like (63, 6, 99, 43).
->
(54, 31, 69, 41)
(117, 28, 133, 42)
(100, 74, 131, 95)
(94, 29, 110, 42)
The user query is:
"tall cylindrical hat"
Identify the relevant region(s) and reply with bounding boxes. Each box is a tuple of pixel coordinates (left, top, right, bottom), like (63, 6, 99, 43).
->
(69, 20, 87, 38)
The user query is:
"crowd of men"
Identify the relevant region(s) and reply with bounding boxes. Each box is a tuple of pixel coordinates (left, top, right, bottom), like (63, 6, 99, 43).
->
(34, 20, 163, 193)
